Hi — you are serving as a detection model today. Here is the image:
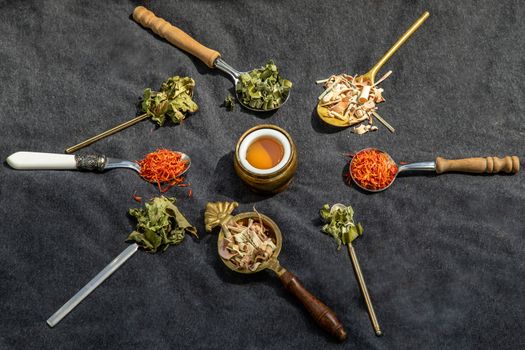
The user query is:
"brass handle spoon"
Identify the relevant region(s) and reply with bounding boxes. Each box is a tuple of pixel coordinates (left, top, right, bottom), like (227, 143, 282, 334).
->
(329, 203, 381, 336)
(317, 11, 430, 127)
(65, 113, 149, 154)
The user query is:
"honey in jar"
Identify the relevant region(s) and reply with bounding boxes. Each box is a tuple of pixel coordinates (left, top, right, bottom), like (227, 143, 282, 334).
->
(246, 137, 284, 169)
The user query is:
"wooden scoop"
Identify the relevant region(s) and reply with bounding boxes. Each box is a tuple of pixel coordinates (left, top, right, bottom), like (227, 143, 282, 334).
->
(205, 202, 347, 341)
(318, 11, 430, 127)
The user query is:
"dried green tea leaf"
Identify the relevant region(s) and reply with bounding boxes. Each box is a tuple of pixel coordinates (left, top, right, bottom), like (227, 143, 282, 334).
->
(126, 196, 197, 253)
(236, 60, 292, 110)
(141, 76, 198, 126)
(224, 94, 236, 111)
(319, 203, 363, 250)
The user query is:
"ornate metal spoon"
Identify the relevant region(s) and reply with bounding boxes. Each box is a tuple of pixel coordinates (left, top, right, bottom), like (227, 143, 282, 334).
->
(6, 151, 191, 174)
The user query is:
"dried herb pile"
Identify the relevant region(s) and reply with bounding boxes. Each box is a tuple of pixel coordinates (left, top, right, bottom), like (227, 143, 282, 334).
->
(349, 149, 398, 191)
(316, 72, 394, 134)
(137, 149, 189, 193)
(142, 76, 198, 125)
(236, 60, 292, 110)
(219, 217, 277, 271)
(126, 196, 197, 253)
(320, 204, 363, 250)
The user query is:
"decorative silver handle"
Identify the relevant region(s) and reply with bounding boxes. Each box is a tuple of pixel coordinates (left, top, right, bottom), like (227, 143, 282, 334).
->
(74, 154, 107, 171)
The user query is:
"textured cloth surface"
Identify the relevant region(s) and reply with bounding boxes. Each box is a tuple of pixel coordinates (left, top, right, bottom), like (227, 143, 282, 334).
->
(0, 1, 524, 349)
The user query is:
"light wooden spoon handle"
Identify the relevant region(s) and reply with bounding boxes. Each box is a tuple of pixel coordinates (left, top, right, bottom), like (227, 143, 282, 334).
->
(435, 156, 520, 174)
(132, 6, 220, 68)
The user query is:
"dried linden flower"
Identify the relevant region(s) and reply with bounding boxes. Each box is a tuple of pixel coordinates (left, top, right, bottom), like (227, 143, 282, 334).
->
(126, 196, 197, 253)
(236, 60, 292, 110)
(142, 76, 198, 126)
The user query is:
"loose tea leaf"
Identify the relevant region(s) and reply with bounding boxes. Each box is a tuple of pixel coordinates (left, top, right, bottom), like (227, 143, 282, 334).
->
(236, 60, 292, 110)
(224, 94, 236, 111)
(142, 76, 198, 126)
(126, 196, 197, 253)
(319, 203, 363, 250)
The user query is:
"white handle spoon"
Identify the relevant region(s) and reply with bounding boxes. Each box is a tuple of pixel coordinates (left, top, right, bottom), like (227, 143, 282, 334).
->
(6, 151, 191, 174)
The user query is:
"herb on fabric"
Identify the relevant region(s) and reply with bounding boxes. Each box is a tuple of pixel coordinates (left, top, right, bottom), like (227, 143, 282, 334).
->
(349, 149, 398, 190)
(137, 149, 189, 193)
(126, 196, 198, 253)
(320, 204, 363, 250)
(316, 72, 394, 134)
(236, 60, 292, 110)
(224, 94, 236, 111)
(142, 76, 198, 126)
(219, 215, 277, 271)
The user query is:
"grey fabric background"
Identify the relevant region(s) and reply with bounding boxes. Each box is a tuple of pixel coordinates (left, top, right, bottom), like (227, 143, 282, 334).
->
(0, 0, 523, 349)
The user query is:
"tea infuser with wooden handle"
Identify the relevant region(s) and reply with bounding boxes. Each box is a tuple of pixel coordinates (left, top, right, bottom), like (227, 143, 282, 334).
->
(349, 148, 520, 193)
(204, 202, 347, 341)
(317, 11, 430, 127)
(132, 6, 290, 112)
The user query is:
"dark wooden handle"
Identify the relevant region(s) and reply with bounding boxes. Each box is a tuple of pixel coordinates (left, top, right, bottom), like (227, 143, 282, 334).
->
(279, 270, 347, 341)
(435, 156, 520, 174)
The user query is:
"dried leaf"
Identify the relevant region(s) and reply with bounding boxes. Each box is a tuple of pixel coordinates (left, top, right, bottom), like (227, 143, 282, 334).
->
(236, 60, 292, 110)
(319, 203, 363, 250)
(126, 196, 197, 253)
(142, 76, 198, 126)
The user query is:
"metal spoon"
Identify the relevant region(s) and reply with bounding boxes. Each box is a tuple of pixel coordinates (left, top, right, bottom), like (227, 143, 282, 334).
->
(318, 11, 430, 127)
(6, 151, 191, 175)
(132, 6, 290, 112)
(349, 148, 520, 193)
(205, 202, 347, 341)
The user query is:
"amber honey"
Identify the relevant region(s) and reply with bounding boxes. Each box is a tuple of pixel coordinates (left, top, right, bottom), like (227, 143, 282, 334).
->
(246, 136, 284, 169)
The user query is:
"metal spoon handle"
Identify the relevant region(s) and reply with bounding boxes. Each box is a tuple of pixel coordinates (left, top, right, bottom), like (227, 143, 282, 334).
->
(133, 6, 221, 68)
(398, 161, 436, 173)
(279, 269, 347, 341)
(6, 151, 107, 171)
(66, 113, 149, 154)
(47, 244, 139, 327)
(347, 243, 382, 336)
(367, 11, 429, 81)
(436, 156, 520, 174)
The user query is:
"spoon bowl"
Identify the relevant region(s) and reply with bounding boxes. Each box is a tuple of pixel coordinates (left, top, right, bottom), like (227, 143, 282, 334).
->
(217, 212, 283, 274)
(349, 148, 399, 193)
(215, 58, 290, 112)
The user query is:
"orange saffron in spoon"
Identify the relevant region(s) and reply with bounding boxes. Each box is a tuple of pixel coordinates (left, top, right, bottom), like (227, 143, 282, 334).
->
(246, 137, 284, 169)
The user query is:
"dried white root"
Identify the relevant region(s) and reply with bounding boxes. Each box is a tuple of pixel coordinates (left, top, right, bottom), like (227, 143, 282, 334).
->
(317, 71, 394, 134)
(352, 124, 378, 135)
(219, 219, 276, 271)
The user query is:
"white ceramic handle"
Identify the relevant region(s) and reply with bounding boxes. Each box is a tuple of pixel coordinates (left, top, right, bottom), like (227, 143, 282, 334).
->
(6, 152, 77, 170)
